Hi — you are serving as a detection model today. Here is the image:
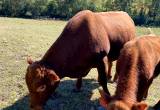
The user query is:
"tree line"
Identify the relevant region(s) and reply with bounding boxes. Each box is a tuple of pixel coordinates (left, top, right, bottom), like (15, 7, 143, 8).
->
(0, 0, 159, 26)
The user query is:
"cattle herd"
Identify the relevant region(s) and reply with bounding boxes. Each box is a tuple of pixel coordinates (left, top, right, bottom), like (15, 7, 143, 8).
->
(25, 10, 160, 110)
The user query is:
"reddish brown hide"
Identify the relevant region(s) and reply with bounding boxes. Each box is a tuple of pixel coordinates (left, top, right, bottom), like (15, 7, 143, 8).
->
(25, 10, 135, 110)
(99, 35, 160, 110)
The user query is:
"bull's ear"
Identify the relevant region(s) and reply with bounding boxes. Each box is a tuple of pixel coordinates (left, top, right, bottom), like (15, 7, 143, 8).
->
(99, 89, 112, 108)
(47, 69, 60, 85)
(27, 57, 34, 64)
(132, 102, 148, 110)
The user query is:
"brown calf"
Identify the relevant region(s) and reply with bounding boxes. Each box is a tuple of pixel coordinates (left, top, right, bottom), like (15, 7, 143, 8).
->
(99, 35, 160, 110)
(26, 10, 135, 110)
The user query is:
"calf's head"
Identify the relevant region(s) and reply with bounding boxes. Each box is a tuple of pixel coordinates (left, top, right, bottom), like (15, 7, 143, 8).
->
(99, 90, 148, 110)
(25, 58, 60, 110)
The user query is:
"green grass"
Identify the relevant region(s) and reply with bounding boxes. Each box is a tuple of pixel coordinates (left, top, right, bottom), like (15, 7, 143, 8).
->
(136, 26, 160, 36)
(0, 17, 159, 110)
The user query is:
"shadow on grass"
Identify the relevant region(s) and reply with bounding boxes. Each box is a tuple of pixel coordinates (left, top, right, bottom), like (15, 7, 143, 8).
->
(2, 95, 29, 110)
(2, 78, 100, 110)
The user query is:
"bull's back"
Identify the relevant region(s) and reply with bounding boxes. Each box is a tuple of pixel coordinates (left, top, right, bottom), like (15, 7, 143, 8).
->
(95, 11, 136, 61)
(96, 11, 135, 39)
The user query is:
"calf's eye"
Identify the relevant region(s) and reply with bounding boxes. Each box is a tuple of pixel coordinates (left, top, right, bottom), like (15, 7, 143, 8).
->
(36, 85, 46, 92)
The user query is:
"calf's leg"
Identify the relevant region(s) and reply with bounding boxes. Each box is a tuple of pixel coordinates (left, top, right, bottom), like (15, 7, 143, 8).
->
(137, 75, 154, 101)
(143, 64, 159, 99)
(143, 78, 153, 99)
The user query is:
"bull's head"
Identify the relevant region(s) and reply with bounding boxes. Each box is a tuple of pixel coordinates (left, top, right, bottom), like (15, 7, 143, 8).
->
(25, 57, 60, 110)
(99, 90, 148, 110)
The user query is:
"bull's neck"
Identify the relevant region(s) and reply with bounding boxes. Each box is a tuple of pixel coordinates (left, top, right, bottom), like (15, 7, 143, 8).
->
(115, 64, 138, 107)
(39, 59, 64, 79)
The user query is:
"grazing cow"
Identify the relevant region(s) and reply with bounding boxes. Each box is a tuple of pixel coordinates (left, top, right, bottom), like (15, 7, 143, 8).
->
(99, 35, 160, 110)
(26, 10, 135, 110)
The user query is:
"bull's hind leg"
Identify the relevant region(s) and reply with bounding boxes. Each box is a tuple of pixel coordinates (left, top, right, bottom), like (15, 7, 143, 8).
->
(107, 61, 113, 82)
(97, 56, 110, 95)
(73, 78, 82, 92)
(75, 78, 82, 92)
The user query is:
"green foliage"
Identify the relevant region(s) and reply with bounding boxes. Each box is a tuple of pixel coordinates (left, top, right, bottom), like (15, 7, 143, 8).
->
(0, 0, 159, 26)
(46, 0, 58, 18)
(46, 0, 96, 19)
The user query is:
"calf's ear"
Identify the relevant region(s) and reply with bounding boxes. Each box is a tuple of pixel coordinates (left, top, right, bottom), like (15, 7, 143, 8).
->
(27, 56, 34, 64)
(99, 89, 112, 108)
(132, 102, 148, 110)
(47, 69, 60, 85)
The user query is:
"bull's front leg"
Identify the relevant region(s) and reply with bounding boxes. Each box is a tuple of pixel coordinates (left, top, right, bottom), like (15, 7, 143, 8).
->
(97, 56, 110, 95)
(74, 69, 90, 92)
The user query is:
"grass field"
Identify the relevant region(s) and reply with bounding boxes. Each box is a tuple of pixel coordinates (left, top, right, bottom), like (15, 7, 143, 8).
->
(0, 17, 160, 110)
